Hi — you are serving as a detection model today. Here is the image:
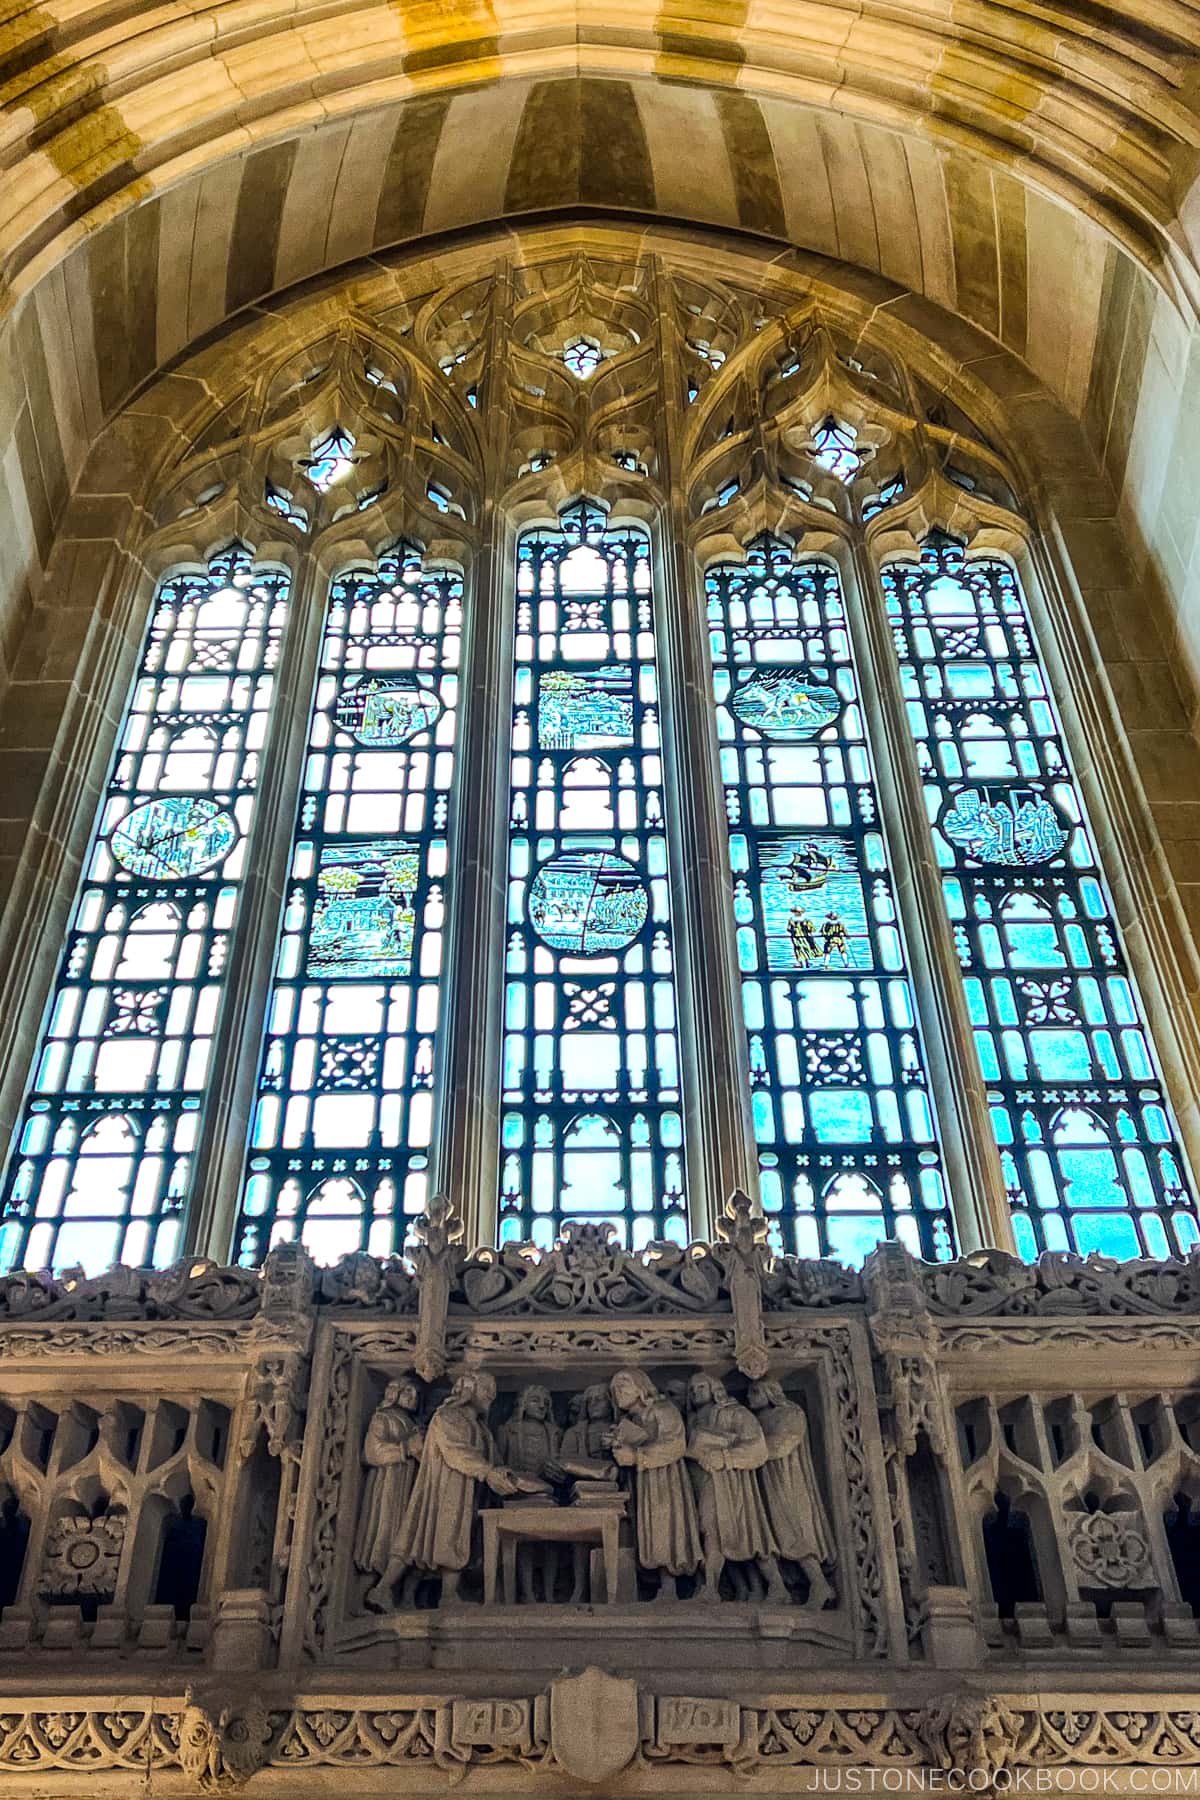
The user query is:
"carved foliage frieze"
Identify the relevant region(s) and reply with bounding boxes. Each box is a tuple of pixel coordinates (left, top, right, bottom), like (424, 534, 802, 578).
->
(6, 1691, 1200, 1781)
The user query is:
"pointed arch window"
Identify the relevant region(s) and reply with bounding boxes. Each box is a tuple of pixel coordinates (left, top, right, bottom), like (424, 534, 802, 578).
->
(1, 245, 1198, 1279)
(706, 537, 952, 1262)
(882, 535, 1194, 1258)
(500, 502, 687, 1248)
(0, 547, 289, 1274)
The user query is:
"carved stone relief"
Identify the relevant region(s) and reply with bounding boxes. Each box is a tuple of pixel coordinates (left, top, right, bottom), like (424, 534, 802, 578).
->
(341, 1359, 839, 1615)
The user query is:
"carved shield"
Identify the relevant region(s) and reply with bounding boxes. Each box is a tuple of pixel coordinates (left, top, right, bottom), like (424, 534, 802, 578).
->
(549, 1667, 639, 1784)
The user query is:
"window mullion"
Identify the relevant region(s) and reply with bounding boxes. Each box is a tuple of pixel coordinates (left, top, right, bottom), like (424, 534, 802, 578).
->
(427, 279, 515, 1245)
(654, 268, 759, 1237)
(183, 546, 327, 1262)
(850, 535, 1014, 1254)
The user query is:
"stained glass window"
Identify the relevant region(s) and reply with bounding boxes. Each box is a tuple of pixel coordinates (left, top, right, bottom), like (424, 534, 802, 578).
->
(883, 534, 1195, 1259)
(501, 502, 686, 1248)
(305, 427, 357, 493)
(808, 417, 862, 483)
(708, 537, 952, 1262)
(561, 338, 604, 380)
(234, 545, 460, 1265)
(0, 546, 289, 1275)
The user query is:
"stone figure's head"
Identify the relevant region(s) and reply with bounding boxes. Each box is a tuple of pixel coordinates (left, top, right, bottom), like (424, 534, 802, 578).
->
(686, 1372, 715, 1411)
(566, 1392, 585, 1423)
(514, 1384, 552, 1422)
(383, 1374, 420, 1413)
(661, 1378, 689, 1411)
(451, 1371, 497, 1414)
(470, 1371, 498, 1414)
(611, 1368, 656, 1414)
(584, 1382, 613, 1422)
(747, 1378, 787, 1411)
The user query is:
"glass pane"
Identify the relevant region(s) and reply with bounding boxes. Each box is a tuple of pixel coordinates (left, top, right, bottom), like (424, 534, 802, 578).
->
(0, 547, 290, 1275)
(501, 502, 687, 1249)
(883, 534, 1197, 1256)
(708, 537, 953, 1263)
(233, 544, 461, 1265)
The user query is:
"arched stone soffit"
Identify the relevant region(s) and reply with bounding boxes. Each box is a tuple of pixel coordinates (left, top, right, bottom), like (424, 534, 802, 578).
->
(5, 79, 1191, 480)
(4, 4, 1200, 305)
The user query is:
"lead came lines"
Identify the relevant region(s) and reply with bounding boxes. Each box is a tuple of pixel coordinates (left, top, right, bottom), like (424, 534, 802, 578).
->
(707, 537, 951, 1264)
(501, 503, 687, 1248)
(234, 545, 461, 1265)
(0, 547, 289, 1275)
(882, 534, 1194, 1259)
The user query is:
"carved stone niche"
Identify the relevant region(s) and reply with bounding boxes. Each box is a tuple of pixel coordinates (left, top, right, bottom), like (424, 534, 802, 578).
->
(294, 1314, 881, 1672)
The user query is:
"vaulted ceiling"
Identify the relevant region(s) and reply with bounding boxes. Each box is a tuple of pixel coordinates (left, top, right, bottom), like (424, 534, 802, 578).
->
(3, 0, 1200, 317)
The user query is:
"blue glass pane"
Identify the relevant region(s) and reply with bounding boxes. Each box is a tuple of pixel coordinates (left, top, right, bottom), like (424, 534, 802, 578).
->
(0, 547, 291, 1274)
(707, 538, 952, 1262)
(501, 503, 686, 1244)
(882, 536, 1197, 1255)
(232, 544, 461, 1265)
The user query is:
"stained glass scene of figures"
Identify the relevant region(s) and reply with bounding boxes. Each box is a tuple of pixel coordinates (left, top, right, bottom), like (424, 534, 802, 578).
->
(0, 548, 290, 1274)
(501, 503, 686, 1248)
(708, 538, 952, 1263)
(883, 536, 1195, 1259)
(234, 546, 460, 1264)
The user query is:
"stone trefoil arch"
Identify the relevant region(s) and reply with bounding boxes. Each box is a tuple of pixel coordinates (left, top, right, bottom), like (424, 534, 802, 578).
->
(0, 229, 1196, 1275)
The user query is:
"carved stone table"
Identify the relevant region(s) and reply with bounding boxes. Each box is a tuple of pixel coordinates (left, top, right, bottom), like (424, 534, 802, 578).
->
(482, 1502, 625, 1605)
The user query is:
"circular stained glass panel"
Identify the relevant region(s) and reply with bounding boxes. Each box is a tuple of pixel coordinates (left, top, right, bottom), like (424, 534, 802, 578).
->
(528, 851, 648, 954)
(939, 787, 1069, 866)
(110, 797, 238, 880)
(334, 676, 442, 745)
(730, 669, 840, 739)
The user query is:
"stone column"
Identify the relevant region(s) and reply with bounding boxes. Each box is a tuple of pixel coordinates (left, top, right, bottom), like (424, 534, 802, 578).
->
(429, 265, 515, 1243)
(651, 259, 759, 1236)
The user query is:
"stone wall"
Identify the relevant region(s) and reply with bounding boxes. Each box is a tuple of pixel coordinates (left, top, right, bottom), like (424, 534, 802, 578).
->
(1, 1217, 1200, 1790)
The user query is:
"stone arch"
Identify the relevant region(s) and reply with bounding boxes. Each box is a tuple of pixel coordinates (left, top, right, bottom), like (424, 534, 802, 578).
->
(1, 219, 1198, 1257)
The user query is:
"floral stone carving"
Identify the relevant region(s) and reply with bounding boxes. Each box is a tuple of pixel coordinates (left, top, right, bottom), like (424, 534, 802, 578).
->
(40, 1507, 126, 1600)
(1067, 1508, 1154, 1589)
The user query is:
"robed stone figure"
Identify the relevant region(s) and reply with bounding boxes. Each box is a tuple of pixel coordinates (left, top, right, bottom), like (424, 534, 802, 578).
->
(562, 1382, 615, 1464)
(686, 1373, 788, 1603)
(355, 1374, 424, 1610)
(497, 1384, 566, 1602)
(392, 1370, 539, 1601)
(608, 1368, 700, 1601)
(497, 1385, 565, 1481)
(747, 1377, 834, 1608)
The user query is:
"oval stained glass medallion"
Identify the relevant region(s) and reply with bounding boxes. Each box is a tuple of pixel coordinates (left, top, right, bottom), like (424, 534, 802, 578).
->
(729, 669, 840, 739)
(109, 796, 239, 880)
(528, 850, 649, 954)
(940, 787, 1068, 866)
(334, 675, 442, 745)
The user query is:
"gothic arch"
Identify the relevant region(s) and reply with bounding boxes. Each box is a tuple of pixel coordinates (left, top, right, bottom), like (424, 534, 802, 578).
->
(0, 221, 1196, 1265)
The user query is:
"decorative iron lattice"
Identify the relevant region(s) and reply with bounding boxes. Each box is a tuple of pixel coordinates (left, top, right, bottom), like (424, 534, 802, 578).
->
(882, 534, 1196, 1258)
(0, 546, 290, 1274)
(500, 502, 687, 1248)
(234, 545, 461, 1264)
(707, 537, 953, 1263)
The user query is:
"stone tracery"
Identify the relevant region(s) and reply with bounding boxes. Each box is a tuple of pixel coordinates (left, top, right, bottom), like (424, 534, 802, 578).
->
(0, 222, 1195, 1792)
